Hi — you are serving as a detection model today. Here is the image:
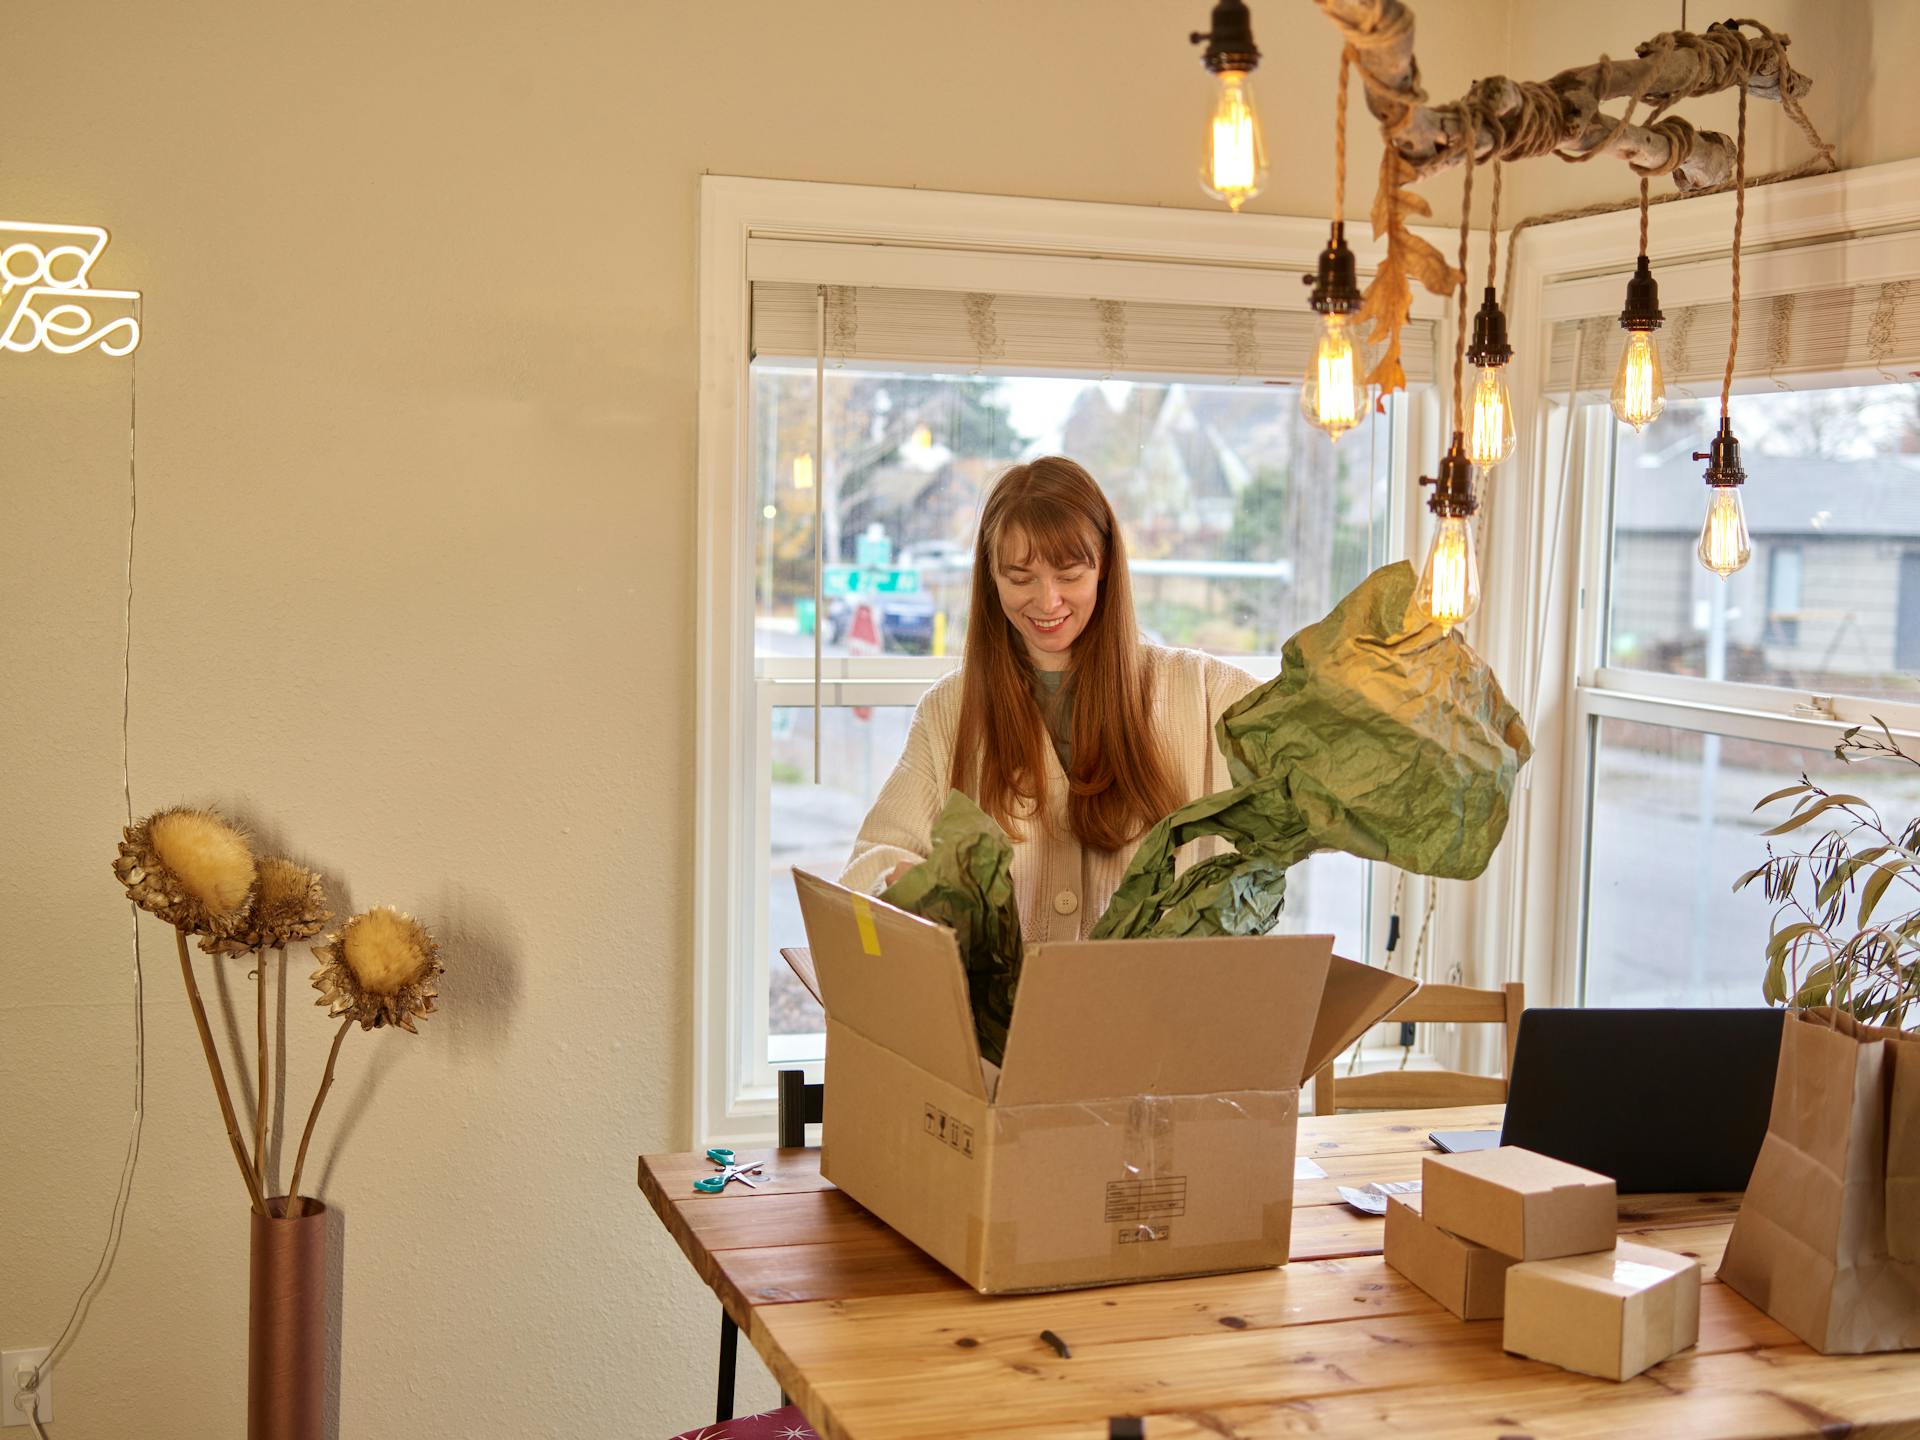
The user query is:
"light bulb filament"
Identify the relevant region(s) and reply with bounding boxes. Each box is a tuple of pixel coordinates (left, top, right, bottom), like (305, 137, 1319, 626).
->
(1611, 330, 1666, 431)
(1465, 365, 1515, 467)
(1315, 326, 1359, 428)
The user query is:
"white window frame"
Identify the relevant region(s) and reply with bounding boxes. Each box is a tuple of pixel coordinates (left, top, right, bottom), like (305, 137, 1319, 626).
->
(1486, 157, 1920, 1019)
(695, 175, 1450, 1146)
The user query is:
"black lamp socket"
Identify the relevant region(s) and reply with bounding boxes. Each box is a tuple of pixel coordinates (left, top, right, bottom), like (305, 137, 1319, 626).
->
(1304, 222, 1362, 315)
(1692, 417, 1747, 488)
(1419, 433, 1478, 518)
(1466, 287, 1512, 367)
(1190, 0, 1260, 72)
(1620, 254, 1665, 332)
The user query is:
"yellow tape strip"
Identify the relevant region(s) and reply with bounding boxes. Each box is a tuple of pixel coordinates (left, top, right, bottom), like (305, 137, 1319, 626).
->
(851, 894, 883, 957)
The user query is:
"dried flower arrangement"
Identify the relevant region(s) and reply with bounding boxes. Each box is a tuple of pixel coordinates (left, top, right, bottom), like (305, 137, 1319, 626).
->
(113, 806, 444, 1216)
(1735, 721, 1920, 1030)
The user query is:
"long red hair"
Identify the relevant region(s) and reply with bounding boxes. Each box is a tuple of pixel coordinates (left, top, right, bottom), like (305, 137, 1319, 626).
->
(950, 457, 1183, 852)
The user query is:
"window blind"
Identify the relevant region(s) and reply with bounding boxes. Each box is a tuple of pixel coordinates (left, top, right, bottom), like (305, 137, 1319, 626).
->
(751, 281, 1437, 385)
(1547, 277, 1920, 393)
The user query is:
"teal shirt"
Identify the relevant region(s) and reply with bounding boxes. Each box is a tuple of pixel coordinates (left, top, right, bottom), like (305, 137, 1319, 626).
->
(1033, 668, 1074, 771)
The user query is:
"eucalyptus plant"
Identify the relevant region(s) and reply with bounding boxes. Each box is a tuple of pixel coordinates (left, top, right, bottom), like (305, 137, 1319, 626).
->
(1735, 720, 1920, 1030)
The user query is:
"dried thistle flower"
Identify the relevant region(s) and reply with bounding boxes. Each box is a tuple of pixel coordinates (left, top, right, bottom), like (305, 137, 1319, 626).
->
(310, 906, 443, 1032)
(201, 857, 332, 957)
(114, 806, 257, 933)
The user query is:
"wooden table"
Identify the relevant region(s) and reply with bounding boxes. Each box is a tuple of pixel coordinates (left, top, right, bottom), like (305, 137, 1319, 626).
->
(639, 1105, 1920, 1438)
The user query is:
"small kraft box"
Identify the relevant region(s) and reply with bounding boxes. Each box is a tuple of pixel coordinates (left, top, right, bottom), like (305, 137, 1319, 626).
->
(1503, 1240, 1702, 1380)
(1422, 1146, 1617, 1260)
(1384, 1193, 1515, 1319)
(793, 870, 1415, 1294)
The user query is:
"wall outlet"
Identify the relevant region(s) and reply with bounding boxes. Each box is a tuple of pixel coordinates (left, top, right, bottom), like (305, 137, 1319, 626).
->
(2, 1349, 52, 1428)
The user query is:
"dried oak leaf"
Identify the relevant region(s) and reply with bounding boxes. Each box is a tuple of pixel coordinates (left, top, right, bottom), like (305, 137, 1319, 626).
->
(1357, 148, 1464, 399)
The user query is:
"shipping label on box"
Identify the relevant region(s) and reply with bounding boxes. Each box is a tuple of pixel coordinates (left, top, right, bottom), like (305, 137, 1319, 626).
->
(1504, 1240, 1701, 1381)
(1384, 1193, 1515, 1319)
(1423, 1146, 1617, 1260)
(793, 870, 1415, 1294)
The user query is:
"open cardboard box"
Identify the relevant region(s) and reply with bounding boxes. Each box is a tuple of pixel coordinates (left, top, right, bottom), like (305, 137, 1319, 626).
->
(792, 869, 1415, 1293)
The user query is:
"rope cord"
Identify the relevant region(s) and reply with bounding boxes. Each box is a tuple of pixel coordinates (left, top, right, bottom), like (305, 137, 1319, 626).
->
(1638, 176, 1650, 255)
(1723, 81, 1748, 418)
(1452, 128, 1476, 433)
(1335, 47, 1352, 222)
(1485, 160, 1502, 293)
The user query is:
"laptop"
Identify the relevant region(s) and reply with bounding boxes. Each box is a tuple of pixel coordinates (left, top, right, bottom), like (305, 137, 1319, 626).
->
(1428, 1007, 1785, 1193)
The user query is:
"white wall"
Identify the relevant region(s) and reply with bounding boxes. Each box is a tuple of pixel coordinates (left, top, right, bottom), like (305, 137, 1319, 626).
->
(1501, 0, 1917, 219)
(0, 3, 1907, 1437)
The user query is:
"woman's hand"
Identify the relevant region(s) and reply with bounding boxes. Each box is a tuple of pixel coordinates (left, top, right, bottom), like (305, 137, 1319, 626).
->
(885, 859, 917, 886)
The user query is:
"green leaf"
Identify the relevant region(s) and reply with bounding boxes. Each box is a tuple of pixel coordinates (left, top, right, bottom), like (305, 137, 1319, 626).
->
(1753, 782, 1813, 812)
(1766, 920, 1823, 962)
(1762, 795, 1870, 836)
(1859, 858, 1913, 927)
(1762, 949, 1788, 1005)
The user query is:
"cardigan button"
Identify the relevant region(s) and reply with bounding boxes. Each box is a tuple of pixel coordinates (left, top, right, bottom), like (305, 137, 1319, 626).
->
(1053, 890, 1078, 916)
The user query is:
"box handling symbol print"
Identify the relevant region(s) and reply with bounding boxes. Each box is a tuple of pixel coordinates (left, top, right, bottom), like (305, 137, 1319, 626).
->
(0, 221, 142, 356)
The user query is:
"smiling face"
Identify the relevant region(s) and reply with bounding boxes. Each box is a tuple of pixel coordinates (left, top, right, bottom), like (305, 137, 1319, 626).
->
(994, 525, 1101, 671)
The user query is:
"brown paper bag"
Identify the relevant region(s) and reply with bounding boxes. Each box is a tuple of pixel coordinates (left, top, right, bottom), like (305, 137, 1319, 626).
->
(1718, 1007, 1920, 1353)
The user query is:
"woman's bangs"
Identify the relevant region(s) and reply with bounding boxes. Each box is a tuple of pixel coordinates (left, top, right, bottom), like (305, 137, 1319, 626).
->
(996, 501, 1099, 572)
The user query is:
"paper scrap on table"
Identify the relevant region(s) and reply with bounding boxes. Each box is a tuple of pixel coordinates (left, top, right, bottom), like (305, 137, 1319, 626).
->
(1338, 1180, 1422, 1215)
(1295, 1157, 1328, 1180)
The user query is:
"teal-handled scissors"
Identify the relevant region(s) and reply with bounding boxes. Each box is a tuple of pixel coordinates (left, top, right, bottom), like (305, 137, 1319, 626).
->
(693, 1148, 765, 1194)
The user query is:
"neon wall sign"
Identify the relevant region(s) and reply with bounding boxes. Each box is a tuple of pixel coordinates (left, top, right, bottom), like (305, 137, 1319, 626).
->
(1, 222, 141, 356)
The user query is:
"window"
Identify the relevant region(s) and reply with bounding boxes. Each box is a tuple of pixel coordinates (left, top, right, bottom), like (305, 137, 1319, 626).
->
(1578, 379, 1920, 1006)
(697, 178, 1443, 1142)
(754, 364, 1401, 1050)
(1504, 165, 1920, 1016)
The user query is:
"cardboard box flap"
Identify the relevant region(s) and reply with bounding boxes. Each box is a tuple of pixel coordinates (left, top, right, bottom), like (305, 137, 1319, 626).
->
(994, 934, 1333, 1107)
(779, 947, 824, 1009)
(792, 870, 986, 1100)
(1300, 955, 1419, 1083)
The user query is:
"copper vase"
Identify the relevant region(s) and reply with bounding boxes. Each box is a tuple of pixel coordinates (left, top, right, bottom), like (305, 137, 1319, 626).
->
(249, 1198, 328, 1440)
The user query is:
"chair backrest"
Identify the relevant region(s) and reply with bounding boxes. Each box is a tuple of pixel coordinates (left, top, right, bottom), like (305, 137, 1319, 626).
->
(776, 1068, 824, 1148)
(1312, 981, 1524, 1115)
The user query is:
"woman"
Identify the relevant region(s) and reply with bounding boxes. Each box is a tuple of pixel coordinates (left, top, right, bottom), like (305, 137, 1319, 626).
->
(840, 455, 1258, 942)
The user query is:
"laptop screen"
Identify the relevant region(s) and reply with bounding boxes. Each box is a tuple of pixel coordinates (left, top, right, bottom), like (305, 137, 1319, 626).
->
(1497, 1008, 1784, 1193)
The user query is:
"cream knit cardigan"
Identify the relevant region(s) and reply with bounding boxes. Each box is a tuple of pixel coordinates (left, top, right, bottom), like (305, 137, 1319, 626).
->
(839, 645, 1260, 943)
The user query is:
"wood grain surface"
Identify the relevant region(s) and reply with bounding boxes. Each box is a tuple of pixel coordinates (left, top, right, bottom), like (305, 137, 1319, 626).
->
(639, 1104, 1920, 1438)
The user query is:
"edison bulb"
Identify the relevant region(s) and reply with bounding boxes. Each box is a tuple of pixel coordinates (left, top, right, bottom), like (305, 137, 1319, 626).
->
(1612, 330, 1667, 431)
(1465, 364, 1516, 467)
(1199, 71, 1268, 212)
(1302, 313, 1368, 439)
(1698, 486, 1752, 577)
(1415, 515, 1480, 632)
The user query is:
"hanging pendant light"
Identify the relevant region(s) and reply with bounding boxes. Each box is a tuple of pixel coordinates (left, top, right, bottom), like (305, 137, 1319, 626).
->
(1416, 142, 1486, 631)
(1300, 46, 1368, 439)
(1463, 161, 1515, 468)
(1464, 288, 1516, 466)
(1302, 223, 1368, 438)
(1416, 434, 1481, 631)
(1611, 246, 1668, 430)
(1696, 76, 1754, 577)
(1694, 418, 1751, 577)
(1190, 0, 1268, 212)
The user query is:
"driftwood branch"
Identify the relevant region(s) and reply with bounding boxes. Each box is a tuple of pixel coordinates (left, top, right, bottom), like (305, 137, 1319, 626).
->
(1314, 0, 1818, 192)
(1303, 0, 1835, 400)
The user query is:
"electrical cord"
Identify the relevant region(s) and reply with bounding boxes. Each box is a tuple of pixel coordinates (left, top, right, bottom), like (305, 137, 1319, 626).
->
(25, 301, 147, 1430)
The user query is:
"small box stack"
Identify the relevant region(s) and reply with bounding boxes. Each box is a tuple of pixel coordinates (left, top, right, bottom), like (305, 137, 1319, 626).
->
(1390, 1145, 1701, 1381)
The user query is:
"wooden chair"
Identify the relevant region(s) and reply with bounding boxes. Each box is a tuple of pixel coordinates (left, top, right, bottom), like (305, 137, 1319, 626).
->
(1313, 981, 1524, 1115)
